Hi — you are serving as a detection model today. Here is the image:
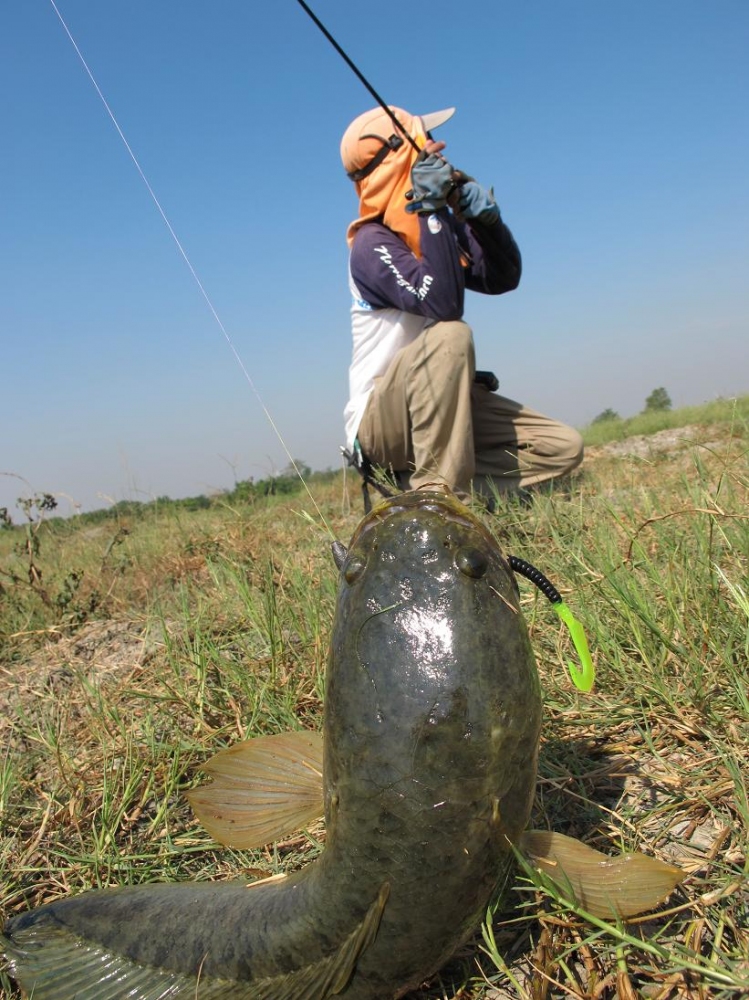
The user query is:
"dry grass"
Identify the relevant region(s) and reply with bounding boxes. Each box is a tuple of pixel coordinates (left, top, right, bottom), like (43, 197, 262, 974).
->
(1, 418, 748, 998)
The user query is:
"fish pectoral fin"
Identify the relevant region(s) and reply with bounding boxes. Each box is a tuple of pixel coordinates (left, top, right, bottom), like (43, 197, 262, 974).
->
(187, 730, 325, 849)
(519, 829, 685, 919)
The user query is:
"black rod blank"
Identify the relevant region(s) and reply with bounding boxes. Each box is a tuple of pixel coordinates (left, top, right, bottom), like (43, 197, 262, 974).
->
(294, 0, 421, 152)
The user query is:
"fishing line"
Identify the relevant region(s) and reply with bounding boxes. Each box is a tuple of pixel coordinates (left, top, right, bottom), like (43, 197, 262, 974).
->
(46, 0, 334, 538)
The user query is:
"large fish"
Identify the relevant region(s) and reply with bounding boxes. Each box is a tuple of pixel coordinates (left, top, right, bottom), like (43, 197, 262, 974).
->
(2, 488, 682, 999)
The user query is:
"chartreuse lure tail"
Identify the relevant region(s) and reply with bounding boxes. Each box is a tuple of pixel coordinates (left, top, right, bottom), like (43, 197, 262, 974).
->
(508, 556, 595, 692)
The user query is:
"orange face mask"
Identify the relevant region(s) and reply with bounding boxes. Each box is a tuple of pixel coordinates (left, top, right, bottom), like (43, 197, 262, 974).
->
(342, 107, 427, 259)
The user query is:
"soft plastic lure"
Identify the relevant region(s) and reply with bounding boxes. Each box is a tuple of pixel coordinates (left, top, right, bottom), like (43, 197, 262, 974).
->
(508, 556, 595, 692)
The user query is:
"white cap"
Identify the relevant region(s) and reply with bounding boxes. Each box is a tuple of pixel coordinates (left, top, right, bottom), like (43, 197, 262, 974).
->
(419, 107, 456, 133)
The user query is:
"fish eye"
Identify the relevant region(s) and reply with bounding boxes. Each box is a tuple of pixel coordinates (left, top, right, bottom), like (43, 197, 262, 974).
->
(455, 547, 489, 579)
(344, 555, 367, 584)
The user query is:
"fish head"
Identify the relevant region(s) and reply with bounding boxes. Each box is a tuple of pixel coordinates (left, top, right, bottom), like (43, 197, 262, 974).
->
(341, 484, 516, 593)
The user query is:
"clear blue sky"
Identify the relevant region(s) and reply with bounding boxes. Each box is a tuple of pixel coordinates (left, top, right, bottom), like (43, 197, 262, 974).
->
(2, 0, 748, 515)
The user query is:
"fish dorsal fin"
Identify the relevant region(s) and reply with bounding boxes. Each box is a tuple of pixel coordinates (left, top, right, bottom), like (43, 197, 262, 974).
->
(2, 882, 390, 1000)
(187, 731, 324, 849)
(519, 829, 685, 919)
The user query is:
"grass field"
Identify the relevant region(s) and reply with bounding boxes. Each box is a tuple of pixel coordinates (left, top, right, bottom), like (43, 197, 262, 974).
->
(1, 398, 748, 998)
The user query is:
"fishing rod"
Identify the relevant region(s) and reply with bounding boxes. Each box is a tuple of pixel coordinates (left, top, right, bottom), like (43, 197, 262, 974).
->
(293, 0, 421, 153)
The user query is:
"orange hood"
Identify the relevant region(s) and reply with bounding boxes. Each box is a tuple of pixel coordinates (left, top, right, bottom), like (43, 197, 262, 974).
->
(341, 107, 427, 258)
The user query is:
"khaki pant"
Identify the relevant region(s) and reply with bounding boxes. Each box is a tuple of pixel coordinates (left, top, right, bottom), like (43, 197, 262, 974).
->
(356, 321, 583, 497)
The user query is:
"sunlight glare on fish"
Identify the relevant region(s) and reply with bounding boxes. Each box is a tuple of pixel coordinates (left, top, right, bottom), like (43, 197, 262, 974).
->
(395, 603, 455, 676)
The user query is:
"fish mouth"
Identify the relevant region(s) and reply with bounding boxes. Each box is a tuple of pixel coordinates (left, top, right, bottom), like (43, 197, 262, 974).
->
(347, 485, 497, 550)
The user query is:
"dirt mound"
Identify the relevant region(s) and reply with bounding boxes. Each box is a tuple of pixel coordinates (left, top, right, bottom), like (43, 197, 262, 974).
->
(586, 424, 728, 460)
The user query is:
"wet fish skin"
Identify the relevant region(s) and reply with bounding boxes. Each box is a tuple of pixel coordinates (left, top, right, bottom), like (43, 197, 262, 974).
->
(322, 489, 542, 997)
(2, 488, 542, 999)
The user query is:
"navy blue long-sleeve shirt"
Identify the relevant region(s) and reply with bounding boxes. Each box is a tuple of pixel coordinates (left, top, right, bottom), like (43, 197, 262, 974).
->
(343, 205, 521, 450)
(349, 207, 521, 319)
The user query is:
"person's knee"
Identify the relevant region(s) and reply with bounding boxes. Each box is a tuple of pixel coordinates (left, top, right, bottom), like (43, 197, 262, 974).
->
(427, 320, 473, 354)
(559, 427, 584, 472)
(425, 322, 475, 376)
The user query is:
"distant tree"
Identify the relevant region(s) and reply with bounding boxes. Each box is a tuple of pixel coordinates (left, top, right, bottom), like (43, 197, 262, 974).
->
(644, 387, 672, 412)
(281, 459, 312, 480)
(228, 479, 256, 504)
(110, 500, 145, 517)
(179, 495, 211, 511)
(591, 408, 620, 424)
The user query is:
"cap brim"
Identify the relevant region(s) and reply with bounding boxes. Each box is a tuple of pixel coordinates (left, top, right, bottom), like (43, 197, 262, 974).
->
(420, 107, 456, 132)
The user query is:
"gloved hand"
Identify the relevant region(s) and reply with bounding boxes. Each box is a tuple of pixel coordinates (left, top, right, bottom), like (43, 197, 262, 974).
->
(454, 180, 500, 226)
(405, 151, 455, 214)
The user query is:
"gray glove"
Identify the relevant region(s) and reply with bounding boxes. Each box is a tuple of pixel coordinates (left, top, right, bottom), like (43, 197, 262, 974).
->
(454, 180, 500, 226)
(405, 152, 455, 214)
